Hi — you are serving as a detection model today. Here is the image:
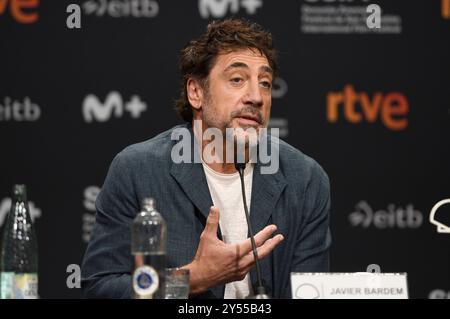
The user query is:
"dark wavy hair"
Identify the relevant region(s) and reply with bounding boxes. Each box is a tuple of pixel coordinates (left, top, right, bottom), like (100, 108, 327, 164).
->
(174, 18, 278, 122)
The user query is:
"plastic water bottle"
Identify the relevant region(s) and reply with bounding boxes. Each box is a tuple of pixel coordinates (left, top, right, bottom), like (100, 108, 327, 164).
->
(0, 184, 38, 299)
(131, 198, 167, 299)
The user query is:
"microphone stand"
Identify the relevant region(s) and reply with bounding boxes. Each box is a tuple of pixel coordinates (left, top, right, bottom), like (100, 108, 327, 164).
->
(235, 162, 270, 299)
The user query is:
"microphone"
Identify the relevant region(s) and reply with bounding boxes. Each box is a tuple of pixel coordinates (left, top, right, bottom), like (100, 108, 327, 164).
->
(235, 161, 270, 299)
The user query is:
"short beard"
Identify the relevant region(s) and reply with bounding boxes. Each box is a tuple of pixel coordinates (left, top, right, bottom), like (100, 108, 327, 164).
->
(201, 84, 262, 160)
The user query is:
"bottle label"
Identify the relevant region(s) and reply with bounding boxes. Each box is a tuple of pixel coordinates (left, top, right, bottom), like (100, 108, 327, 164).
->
(1, 272, 14, 299)
(15, 273, 38, 299)
(133, 265, 159, 298)
(0, 272, 38, 299)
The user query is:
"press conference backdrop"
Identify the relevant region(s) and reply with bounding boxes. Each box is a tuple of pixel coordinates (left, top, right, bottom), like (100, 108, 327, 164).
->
(0, 0, 449, 299)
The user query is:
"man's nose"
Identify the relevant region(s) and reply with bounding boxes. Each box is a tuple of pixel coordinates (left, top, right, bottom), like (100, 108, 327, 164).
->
(243, 79, 263, 107)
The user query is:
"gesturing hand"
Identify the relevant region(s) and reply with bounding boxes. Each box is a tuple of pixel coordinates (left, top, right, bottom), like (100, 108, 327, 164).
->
(184, 206, 284, 295)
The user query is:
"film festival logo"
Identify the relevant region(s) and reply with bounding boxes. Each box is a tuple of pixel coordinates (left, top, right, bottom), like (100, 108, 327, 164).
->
(0, 0, 39, 24)
(300, 0, 402, 34)
(327, 84, 409, 131)
(429, 289, 450, 299)
(349, 200, 423, 229)
(199, 0, 262, 19)
(0, 197, 41, 228)
(82, 91, 147, 123)
(429, 199, 450, 234)
(0, 96, 41, 122)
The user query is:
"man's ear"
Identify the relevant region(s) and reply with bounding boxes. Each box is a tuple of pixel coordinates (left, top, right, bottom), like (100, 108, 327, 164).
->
(187, 78, 204, 111)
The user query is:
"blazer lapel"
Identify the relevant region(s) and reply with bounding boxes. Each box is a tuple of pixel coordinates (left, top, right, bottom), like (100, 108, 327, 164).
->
(170, 160, 213, 221)
(169, 123, 213, 221)
(249, 163, 287, 235)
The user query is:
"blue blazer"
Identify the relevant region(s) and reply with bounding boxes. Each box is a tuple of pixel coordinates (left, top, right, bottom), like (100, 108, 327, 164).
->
(81, 123, 331, 298)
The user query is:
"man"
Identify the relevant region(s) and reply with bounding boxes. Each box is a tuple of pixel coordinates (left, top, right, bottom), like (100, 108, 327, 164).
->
(81, 18, 331, 299)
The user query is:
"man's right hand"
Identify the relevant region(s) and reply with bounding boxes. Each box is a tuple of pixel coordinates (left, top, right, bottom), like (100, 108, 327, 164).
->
(182, 206, 284, 296)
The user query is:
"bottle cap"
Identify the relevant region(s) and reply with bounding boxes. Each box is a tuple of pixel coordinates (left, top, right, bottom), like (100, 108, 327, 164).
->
(141, 197, 156, 212)
(13, 184, 27, 201)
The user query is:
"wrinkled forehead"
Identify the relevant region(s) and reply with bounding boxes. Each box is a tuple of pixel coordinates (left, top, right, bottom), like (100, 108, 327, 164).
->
(211, 48, 272, 75)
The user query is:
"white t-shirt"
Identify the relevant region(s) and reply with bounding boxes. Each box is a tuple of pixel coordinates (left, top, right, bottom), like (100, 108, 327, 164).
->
(202, 162, 254, 299)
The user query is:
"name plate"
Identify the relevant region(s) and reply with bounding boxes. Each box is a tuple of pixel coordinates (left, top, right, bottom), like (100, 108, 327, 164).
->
(291, 273, 408, 299)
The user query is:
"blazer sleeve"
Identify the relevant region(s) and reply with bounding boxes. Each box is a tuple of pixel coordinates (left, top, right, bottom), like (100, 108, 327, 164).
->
(81, 151, 139, 298)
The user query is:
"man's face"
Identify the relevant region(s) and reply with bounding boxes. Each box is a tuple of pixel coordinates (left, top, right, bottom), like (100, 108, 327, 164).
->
(199, 48, 273, 137)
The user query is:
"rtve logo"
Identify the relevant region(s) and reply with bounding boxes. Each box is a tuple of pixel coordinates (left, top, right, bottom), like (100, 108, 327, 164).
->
(82, 91, 147, 123)
(0, 0, 39, 24)
(199, 0, 262, 19)
(443, 0, 450, 19)
(327, 84, 409, 131)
